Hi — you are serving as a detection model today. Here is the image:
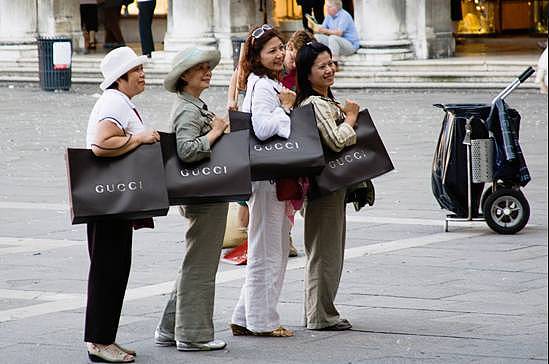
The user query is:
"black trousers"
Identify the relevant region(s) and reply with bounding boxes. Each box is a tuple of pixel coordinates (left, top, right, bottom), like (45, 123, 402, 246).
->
(138, 0, 156, 56)
(301, 0, 325, 32)
(80, 4, 98, 32)
(103, 5, 125, 46)
(85, 219, 133, 344)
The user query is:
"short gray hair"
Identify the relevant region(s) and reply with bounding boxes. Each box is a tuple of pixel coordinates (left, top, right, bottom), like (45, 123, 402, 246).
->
(326, 0, 342, 10)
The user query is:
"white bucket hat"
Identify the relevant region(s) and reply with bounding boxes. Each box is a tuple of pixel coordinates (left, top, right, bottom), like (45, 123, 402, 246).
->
(164, 47, 221, 93)
(100, 47, 148, 91)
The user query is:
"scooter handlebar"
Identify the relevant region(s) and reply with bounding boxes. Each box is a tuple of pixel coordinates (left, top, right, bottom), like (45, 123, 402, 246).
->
(518, 66, 535, 83)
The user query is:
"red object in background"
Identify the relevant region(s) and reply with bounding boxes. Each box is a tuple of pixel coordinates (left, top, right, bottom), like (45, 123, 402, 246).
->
(222, 240, 248, 265)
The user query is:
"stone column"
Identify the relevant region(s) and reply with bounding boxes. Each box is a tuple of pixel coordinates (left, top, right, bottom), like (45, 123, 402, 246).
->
(353, 0, 413, 62)
(37, 0, 83, 50)
(406, 0, 453, 59)
(164, 0, 216, 52)
(0, 0, 38, 60)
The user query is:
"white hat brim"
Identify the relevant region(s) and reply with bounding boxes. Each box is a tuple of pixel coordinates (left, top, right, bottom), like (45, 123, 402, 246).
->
(164, 49, 221, 93)
(100, 55, 148, 91)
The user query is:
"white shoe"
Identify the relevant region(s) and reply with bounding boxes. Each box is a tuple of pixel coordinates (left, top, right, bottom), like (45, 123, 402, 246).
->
(176, 339, 227, 351)
(154, 329, 175, 347)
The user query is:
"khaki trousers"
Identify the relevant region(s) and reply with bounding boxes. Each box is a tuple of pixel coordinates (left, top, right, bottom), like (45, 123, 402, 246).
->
(157, 202, 228, 342)
(304, 189, 346, 329)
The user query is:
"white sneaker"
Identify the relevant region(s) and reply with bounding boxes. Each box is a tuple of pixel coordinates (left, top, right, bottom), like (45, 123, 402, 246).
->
(176, 339, 227, 351)
(154, 329, 175, 347)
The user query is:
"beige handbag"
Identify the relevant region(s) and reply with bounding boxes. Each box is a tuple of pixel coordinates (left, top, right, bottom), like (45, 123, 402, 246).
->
(223, 203, 247, 248)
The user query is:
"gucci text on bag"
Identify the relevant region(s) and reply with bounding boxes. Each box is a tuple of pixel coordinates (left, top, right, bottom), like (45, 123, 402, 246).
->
(95, 180, 144, 193)
(253, 141, 300, 152)
(328, 150, 368, 169)
(180, 165, 228, 177)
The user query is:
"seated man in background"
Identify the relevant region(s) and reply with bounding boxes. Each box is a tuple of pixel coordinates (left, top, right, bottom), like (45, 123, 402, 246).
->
(312, 0, 359, 69)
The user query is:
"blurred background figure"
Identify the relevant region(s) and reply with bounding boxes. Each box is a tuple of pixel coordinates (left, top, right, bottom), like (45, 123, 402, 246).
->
(297, 0, 325, 32)
(103, 0, 126, 50)
(137, 0, 156, 58)
(80, 0, 99, 51)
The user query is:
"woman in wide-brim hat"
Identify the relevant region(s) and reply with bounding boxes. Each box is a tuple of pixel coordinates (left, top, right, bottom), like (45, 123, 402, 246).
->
(154, 47, 231, 352)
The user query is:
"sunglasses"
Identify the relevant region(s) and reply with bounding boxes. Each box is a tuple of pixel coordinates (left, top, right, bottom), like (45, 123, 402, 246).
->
(251, 24, 274, 40)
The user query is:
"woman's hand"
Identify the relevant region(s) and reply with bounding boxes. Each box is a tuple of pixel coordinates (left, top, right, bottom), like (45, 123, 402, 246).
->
(207, 116, 230, 145)
(212, 116, 229, 133)
(227, 100, 238, 111)
(136, 128, 160, 144)
(279, 87, 296, 113)
(342, 99, 360, 127)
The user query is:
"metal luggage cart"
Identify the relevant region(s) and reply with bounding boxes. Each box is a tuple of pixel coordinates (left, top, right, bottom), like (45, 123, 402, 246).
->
(432, 67, 535, 234)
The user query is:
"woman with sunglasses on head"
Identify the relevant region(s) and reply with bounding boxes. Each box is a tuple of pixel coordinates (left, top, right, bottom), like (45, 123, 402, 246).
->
(230, 24, 296, 338)
(295, 41, 359, 332)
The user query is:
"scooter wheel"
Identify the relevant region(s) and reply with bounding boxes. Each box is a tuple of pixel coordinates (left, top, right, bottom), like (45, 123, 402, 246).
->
(483, 188, 529, 234)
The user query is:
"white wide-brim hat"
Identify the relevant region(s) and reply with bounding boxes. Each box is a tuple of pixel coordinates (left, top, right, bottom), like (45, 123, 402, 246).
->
(164, 47, 221, 93)
(100, 47, 148, 90)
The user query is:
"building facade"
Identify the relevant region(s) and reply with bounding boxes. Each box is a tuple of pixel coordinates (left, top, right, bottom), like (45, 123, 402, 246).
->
(0, 0, 458, 65)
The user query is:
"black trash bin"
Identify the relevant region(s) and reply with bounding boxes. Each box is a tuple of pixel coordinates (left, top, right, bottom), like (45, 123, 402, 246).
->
(231, 36, 246, 70)
(37, 36, 72, 91)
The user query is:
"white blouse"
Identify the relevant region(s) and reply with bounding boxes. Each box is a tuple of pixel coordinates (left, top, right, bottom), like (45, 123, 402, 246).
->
(242, 73, 291, 141)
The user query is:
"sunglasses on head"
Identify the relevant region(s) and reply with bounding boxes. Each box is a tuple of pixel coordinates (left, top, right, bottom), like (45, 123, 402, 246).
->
(251, 24, 274, 40)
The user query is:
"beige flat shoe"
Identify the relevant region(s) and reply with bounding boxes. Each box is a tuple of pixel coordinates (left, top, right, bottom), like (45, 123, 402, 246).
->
(113, 343, 136, 357)
(254, 326, 294, 337)
(86, 342, 135, 363)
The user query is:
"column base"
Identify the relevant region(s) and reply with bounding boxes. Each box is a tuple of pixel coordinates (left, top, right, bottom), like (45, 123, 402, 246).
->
(348, 39, 413, 64)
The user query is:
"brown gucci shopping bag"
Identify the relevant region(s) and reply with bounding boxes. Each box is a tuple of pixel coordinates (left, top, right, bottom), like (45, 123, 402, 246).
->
(229, 103, 326, 181)
(65, 142, 169, 224)
(313, 109, 394, 196)
(160, 128, 251, 205)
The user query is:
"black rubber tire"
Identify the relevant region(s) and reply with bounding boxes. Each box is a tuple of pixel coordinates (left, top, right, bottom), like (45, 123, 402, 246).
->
(483, 188, 530, 234)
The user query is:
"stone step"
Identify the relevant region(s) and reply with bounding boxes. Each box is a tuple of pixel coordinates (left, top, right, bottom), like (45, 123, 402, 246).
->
(0, 57, 539, 89)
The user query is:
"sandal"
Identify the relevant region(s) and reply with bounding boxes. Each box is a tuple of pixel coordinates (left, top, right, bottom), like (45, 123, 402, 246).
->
(113, 343, 136, 357)
(254, 326, 294, 337)
(86, 343, 135, 363)
(230, 323, 254, 336)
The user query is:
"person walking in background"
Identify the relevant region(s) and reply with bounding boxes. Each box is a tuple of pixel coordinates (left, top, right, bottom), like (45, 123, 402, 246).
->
(295, 41, 358, 332)
(230, 24, 296, 338)
(313, 0, 359, 70)
(103, 0, 126, 50)
(80, 0, 98, 50)
(297, 0, 325, 32)
(85, 46, 159, 363)
(137, 0, 156, 57)
(154, 47, 230, 352)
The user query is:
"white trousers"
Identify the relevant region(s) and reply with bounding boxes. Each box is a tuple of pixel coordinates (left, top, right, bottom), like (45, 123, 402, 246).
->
(231, 181, 291, 332)
(316, 34, 356, 60)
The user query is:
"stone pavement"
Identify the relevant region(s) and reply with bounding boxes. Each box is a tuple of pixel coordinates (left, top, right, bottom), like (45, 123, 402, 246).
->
(0, 84, 547, 363)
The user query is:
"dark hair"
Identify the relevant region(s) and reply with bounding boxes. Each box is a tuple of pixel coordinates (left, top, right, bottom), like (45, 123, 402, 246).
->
(106, 72, 129, 90)
(295, 42, 334, 106)
(237, 24, 284, 90)
(175, 78, 188, 93)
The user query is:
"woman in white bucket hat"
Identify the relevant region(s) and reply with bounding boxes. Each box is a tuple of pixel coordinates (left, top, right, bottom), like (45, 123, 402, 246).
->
(154, 47, 231, 352)
(84, 46, 160, 363)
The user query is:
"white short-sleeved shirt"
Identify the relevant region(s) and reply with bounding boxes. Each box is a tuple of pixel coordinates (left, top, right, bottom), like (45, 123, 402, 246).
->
(86, 89, 145, 148)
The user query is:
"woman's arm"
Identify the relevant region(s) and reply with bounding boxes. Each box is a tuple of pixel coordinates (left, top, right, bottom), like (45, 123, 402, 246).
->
(227, 69, 239, 111)
(173, 108, 228, 163)
(91, 120, 159, 157)
(250, 80, 292, 141)
(310, 98, 356, 152)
